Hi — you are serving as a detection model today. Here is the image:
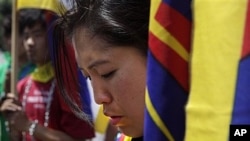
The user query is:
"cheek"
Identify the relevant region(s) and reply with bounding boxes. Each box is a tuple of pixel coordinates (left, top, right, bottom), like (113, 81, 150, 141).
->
(112, 68, 146, 109)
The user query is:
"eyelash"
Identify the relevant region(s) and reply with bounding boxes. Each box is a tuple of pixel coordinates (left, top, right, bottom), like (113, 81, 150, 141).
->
(84, 70, 116, 81)
(101, 70, 116, 79)
(86, 76, 92, 80)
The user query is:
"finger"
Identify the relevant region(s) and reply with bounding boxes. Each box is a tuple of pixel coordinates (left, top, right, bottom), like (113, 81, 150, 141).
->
(4, 106, 21, 111)
(6, 93, 16, 99)
(7, 103, 22, 111)
(1, 101, 22, 111)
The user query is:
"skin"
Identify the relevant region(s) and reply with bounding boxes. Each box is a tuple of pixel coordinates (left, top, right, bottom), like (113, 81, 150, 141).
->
(22, 23, 50, 66)
(73, 27, 146, 137)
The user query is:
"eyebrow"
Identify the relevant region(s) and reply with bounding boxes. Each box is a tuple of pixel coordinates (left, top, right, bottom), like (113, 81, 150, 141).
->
(88, 60, 110, 70)
(24, 29, 44, 35)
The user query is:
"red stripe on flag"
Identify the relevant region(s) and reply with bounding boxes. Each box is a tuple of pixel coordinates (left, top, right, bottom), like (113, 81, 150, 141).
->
(241, 0, 250, 58)
(155, 2, 192, 52)
(149, 32, 189, 91)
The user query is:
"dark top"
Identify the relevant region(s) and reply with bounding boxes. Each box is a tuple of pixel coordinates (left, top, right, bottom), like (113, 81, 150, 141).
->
(132, 136, 143, 141)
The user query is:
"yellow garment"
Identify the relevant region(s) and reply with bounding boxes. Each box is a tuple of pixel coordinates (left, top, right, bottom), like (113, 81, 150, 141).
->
(31, 62, 54, 83)
(95, 106, 110, 133)
(17, 0, 64, 14)
(123, 136, 132, 141)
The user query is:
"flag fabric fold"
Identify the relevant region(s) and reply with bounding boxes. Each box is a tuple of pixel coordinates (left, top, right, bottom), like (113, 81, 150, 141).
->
(145, 0, 192, 140)
(185, 0, 250, 140)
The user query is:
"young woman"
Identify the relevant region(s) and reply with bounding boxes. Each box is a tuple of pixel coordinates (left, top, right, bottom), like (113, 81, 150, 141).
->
(53, 0, 150, 140)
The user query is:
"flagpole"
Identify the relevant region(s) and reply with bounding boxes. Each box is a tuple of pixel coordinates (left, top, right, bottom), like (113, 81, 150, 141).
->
(9, 2, 22, 140)
(11, 0, 18, 95)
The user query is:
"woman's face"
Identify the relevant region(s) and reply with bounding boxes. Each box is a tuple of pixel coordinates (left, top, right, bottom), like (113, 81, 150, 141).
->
(73, 28, 146, 137)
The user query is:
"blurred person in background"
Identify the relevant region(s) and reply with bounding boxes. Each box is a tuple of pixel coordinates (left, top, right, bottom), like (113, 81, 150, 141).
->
(0, 8, 95, 141)
(0, 2, 36, 140)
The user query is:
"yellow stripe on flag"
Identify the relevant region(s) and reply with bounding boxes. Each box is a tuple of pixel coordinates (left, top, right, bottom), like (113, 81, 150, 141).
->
(17, 0, 62, 14)
(149, 0, 189, 62)
(185, 0, 248, 140)
(145, 89, 174, 141)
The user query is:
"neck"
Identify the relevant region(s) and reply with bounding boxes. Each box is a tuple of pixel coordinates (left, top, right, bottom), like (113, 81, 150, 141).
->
(36, 60, 51, 67)
(35, 54, 51, 66)
(18, 54, 29, 69)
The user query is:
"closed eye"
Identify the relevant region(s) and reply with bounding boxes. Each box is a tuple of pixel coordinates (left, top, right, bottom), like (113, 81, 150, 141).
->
(101, 70, 116, 79)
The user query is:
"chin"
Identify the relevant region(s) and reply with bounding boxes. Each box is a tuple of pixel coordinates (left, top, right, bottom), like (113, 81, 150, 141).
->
(118, 127, 143, 138)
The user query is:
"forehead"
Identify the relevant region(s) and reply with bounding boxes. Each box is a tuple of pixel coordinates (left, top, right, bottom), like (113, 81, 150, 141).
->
(23, 23, 45, 33)
(72, 28, 138, 68)
(72, 27, 110, 53)
(72, 27, 146, 70)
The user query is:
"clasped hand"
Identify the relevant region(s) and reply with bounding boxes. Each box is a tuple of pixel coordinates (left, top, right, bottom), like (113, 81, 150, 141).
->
(0, 93, 30, 132)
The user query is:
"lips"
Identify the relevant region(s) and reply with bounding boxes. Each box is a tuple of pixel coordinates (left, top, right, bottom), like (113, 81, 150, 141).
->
(103, 108, 123, 125)
(110, 116, 122, 125)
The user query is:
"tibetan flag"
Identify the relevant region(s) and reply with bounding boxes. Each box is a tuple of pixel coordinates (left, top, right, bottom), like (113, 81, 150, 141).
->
(185, 0, 250, 140)
(145, 0, 192, 140)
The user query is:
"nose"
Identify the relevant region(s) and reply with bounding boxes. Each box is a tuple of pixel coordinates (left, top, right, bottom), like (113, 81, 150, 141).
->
(91, 78, 112, 105)
(26, 36, 35, 46)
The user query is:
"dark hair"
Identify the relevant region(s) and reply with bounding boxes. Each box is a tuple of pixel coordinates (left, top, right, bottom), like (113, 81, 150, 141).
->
(52, 0, 150, 120)
(0, 0, 11, 50)
(2, 14, 25, 38)
(2, 15, 11, 38)
(19, 9, 47, 34)
(0, 0, 11, 16)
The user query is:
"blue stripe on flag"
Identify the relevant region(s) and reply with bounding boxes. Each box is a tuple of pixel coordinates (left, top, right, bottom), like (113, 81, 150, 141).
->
(162, 0, 192, 21)
(145, 51, 188, 141)
(231, 56, 250, 124)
